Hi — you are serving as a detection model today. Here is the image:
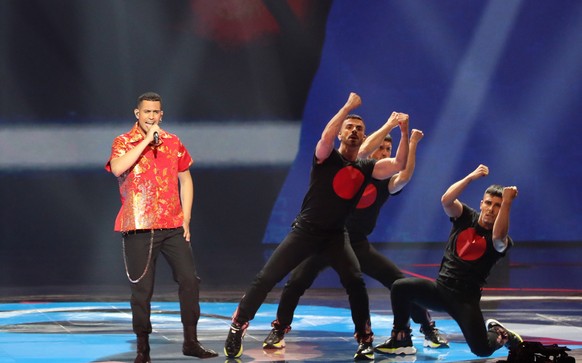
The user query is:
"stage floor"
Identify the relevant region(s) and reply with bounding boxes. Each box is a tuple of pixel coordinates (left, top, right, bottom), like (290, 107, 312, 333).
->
(1, 288, 581, 363)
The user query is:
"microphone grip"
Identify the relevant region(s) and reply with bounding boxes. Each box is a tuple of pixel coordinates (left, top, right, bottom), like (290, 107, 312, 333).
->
(153, 131, 159, 144)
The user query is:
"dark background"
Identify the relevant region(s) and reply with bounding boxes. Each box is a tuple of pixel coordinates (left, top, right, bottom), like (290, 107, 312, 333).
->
(1, 0, 581, 298)
(0, 0, 330, 122)
(0, 0, 333, 296)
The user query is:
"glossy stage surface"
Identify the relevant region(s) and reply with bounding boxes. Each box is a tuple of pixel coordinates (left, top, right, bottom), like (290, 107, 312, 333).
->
(1, 288, 581, 363)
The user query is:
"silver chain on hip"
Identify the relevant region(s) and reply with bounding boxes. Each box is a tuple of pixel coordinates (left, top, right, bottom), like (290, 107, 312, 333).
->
(122, 229, 154, 284)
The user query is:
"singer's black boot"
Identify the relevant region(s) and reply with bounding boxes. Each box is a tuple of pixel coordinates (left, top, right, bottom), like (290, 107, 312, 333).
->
(134, 334, 151, 363)
(183, 326, 219, 358)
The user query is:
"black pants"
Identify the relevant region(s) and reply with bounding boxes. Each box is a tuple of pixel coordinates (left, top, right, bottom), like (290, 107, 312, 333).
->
(391, 277, 503, 357)
(123, 227, 200, 336)
(233, 223, 372, 339)
(275, 237, 433, 330)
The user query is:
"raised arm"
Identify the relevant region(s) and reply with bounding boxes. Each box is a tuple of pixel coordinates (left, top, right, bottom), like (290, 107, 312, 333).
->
(371, 114, 409, 180)
(315, 92, 361, 163)
(109, 124, 160, 177)
(492, 186, 518, 251)
(441, 164, 489, 218)
(358, 112, 400, 159)
(388, 129, 423, 193)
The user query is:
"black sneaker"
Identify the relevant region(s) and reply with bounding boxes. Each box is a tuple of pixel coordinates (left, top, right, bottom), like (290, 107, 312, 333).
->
(374, 329, 417, 355)
(354, 341, 375, 361)
(263, 327, 286, 349)
(224, 322, 246, 358)
(420, 325, 449, 348)
(486, 319, 523, 350)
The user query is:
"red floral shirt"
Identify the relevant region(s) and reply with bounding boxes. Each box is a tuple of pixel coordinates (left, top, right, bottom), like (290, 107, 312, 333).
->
(105, 123, 193, 232)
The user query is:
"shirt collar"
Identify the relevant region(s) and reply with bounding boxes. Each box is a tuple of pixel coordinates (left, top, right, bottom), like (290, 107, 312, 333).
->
(126, 122, 144, 143)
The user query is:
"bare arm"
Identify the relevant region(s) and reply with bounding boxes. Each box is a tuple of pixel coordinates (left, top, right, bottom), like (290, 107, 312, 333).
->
(178, 169, 194, 242)
(492, 186, 518, 251)
(109, 124, 160, 177)
(388, 129, 423, 193)
(315, 92, 361, 163)
(358, 112, 400, 159)
(371, 115, 409, 180)
(441, 164, 489, 218)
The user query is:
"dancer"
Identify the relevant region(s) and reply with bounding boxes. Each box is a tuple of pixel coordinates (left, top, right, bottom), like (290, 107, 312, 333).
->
(262, 128, 449, 354)
(378, 164, 522, 357)
(106, 92, 218, 362)
(224, 92, 410, 360)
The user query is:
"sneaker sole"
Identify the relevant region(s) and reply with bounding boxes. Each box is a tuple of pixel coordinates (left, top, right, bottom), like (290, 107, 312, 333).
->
(263, 340, 285, 349)
(485, 320, 523, 340)
(485, 318, 502, 330)
(374, 346, 417, 355)
(506, 328, 523, 343)
(485, 319, 523, 348)
(354, 352, 375, 360)
(423, 340, 449, 349)
(224, 346, 243, 358)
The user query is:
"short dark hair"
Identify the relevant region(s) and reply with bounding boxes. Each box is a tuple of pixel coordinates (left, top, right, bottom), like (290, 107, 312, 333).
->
(485, 184, 503, 198)
(137, 92, 162, 108)
(345, 114, 363, 121)
(384, 135, 393, 142)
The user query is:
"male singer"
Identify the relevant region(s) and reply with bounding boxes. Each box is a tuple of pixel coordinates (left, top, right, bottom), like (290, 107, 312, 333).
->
(106, 92, 217, 362)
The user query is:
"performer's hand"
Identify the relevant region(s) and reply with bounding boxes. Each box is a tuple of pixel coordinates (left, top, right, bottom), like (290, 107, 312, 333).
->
(385, 112, 399, 129)
(146, 124, 161, 145)
(397, 112, 409, 131)
(468, 164, 489, 181)
(410, 129, 424, 143)
(503, 186, 518, 202)
(183, 224, 191, 242)
(345, 92, 362, 111)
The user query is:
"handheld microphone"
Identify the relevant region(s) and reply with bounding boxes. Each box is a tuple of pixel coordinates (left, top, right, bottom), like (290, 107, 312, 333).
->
(153, 131, 159, 145)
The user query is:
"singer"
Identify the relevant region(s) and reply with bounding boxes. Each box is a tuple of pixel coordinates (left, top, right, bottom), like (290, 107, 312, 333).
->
(105, 92, 217, 362)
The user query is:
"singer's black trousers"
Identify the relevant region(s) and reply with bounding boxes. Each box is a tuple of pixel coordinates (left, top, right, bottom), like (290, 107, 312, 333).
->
(122, 227, 201, 336)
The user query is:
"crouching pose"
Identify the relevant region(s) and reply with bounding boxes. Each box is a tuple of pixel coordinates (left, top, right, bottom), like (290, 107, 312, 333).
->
(379, 164, 522, 357)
